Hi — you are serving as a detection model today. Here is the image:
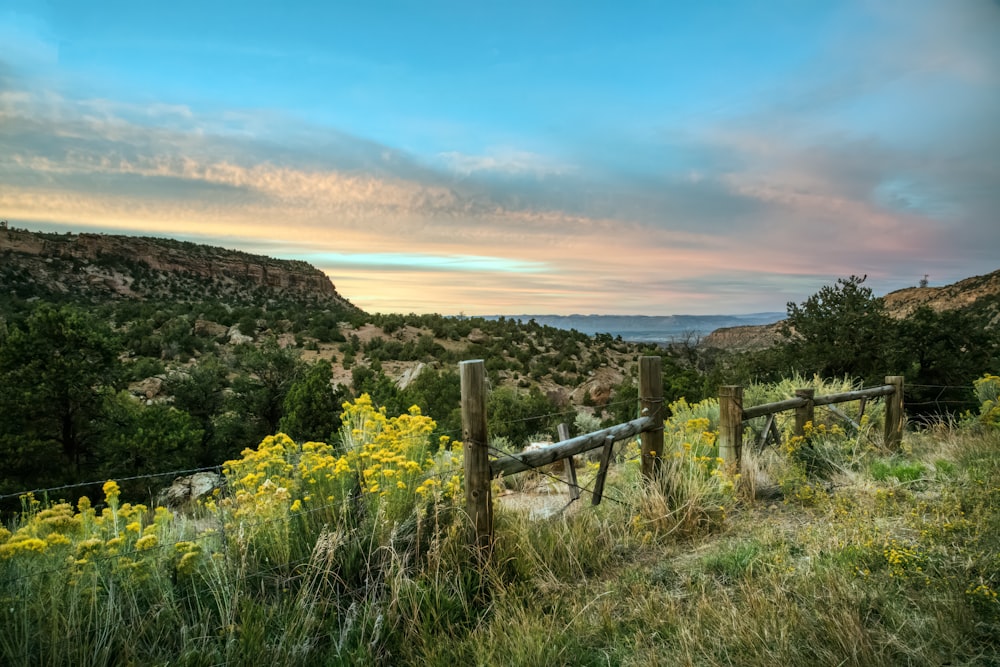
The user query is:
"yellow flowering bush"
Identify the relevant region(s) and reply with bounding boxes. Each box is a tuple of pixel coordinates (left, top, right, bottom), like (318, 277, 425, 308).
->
(631, 398, 734, 538)
(219, 394, 464, 565)
(973, 374, 1000, 428)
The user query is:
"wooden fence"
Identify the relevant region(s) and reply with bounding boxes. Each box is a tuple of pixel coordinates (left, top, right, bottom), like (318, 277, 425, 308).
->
(460, 356, 665, 555)
(460, 355, 904, 557)
(717, 376, 905, 471)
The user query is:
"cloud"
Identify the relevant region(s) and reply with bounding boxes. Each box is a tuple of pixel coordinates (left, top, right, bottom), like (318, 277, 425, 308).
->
(437, 148, 574, 177)
(1, 0, 998, 314)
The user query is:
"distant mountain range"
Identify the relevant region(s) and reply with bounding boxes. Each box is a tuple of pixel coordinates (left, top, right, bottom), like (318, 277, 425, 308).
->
(483, 313, 786, 343)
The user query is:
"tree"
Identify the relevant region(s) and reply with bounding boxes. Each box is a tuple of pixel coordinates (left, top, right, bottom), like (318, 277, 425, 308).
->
(279, 360, 346, 443)
(487, 386, 559, 448)
(96, 392, 203, 483)
(229, 338, 305, 440)
(165, 355, 230, 463)
(0, 305, 122, 485)
(890, 306, 998, 415)
(399, 366, 462, 438)
(781, 275, 893, 383)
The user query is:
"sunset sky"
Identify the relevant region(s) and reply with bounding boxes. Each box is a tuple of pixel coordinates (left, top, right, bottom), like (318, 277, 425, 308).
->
(2, 1, 998, 315)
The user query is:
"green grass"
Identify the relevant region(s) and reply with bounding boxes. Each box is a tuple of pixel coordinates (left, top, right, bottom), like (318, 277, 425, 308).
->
(870, 458, 926, 484)
(2, 386, 999, 666)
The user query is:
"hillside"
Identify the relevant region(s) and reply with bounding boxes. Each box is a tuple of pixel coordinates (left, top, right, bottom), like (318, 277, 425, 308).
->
(0, 227, 356, 309)
(883, 269, 1000, 325)
(701, 268, 1000, 351)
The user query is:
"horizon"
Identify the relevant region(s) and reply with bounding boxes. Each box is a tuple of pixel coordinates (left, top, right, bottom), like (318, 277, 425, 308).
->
(2, 1, 998, 315)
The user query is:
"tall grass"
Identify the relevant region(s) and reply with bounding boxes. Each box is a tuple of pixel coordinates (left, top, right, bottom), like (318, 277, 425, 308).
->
(2, 380, 999, 665)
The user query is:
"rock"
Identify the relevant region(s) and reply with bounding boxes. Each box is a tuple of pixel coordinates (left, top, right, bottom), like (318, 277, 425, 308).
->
(396, 362, 426, 391)
(156, 472, 222, 509)
(194, 319, 228, 338)
(132, 376, 164, 399)
(467, 328, 490, 344)
(227, 325, 254, 345)
(699, 322, 785, 352)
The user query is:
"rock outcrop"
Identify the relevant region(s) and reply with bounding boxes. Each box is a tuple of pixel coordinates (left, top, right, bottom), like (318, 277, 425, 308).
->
(155, 472, 223, 509)
(699, 322, 785, 351)
(883, 269, 1000, 320)
(0, 227, 358, 309)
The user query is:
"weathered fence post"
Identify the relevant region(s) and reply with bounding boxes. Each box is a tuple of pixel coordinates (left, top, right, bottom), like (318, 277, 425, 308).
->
(718, 385, 743, 472)
(558, 423, 580, 501)
(793, 388, 815, 438)
(460, 360, 492, 556)
(884, 375, 905, 450)
(639, 356, 664, 481)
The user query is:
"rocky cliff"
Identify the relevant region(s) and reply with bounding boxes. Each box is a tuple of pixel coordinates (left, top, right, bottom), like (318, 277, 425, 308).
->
(0, 227, 357, 309)
(699, 321, 785, 351)
(883, 270, 1000, 324)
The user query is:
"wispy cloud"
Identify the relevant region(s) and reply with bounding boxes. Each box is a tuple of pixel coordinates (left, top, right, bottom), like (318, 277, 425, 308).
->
(1, 0, 998, 313)
(436, 148, 574, 177)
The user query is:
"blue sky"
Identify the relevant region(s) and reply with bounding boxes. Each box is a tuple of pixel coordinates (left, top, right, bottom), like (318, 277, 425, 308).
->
(1, 0, 998, 314)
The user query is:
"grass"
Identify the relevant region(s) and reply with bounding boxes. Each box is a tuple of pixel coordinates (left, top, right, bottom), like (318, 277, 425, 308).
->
(2, 385, 999, 665)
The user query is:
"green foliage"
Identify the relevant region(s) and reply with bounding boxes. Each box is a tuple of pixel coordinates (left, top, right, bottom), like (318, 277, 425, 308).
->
(973, 374, 1000, 428)
(229, 338, 305, 439)
(781, 275, 893, 384)
(869, 458, 926, 484)
(0, 305, 122, 488)
(487, 386, 560, 448)
(278, 360, 345, 443)
(398, 366, 463, 439)
(95, 392, 203, 486)
(893, 307, 996, 415)
(126, 356, 165, 382)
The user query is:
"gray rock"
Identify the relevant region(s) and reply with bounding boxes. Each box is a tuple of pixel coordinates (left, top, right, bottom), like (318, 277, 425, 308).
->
(156, 472, 222, 509)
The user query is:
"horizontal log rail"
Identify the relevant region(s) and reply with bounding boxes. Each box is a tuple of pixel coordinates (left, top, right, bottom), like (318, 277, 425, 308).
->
(812, 385, 894, 407)
(742, 384, 895, 420)
(490, 416, 657, 478)
(720, 376, 905, 473)
(742, 397, 807, 421)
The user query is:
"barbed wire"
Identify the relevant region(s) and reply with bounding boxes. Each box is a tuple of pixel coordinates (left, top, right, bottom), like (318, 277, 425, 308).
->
(2, 375, 983, 515)
(0, 486, 388, 588)
(0, 465, 224, 502)
(486, 442, 633, 509)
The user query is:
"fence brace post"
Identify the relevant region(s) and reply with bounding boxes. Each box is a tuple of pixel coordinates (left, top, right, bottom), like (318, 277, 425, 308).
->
(718, 385, 744, 472)
(794, 388, 816, 438)
(460, 360, 493, 558)
(558, 423, 581, 501)
(639, 356, 664, 481)
(884, 375, 905, 450)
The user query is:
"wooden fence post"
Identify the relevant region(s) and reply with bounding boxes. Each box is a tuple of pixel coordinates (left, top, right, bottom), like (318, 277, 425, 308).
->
(718, 385, 743, 472)
(793, 388, 815, 438)
(884, 375, 905, 450)
(639, 356, 665, 481)
(460, 360, 492, 556)
(558, 423, 580, 501)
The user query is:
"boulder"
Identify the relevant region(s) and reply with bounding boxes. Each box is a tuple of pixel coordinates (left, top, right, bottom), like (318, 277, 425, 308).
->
(467, 328, 490, 345)
(133, 376, 164, 399)
(156, 472, 222, 509)
(194, 319, 228, 338)
(395, 362, 426, 390)
(227, 325, 254, 345)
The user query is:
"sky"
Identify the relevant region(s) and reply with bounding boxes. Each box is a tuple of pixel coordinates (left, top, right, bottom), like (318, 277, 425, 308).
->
(1, 1, 998, 315)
